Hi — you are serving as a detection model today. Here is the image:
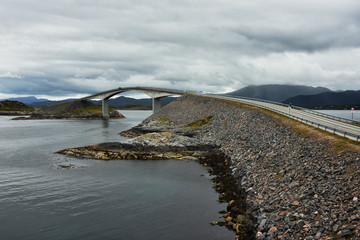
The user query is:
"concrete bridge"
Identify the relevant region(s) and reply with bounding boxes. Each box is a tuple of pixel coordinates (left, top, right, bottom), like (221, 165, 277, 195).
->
(81, 86, 360, 141)
(81, 86, 189, 118)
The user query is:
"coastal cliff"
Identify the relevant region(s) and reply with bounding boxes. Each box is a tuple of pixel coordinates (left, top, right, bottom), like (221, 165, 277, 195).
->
(59, 94, 360, 239)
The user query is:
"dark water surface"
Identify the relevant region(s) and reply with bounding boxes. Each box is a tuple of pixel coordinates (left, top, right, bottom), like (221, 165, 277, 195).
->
(0, 111, 234, 240)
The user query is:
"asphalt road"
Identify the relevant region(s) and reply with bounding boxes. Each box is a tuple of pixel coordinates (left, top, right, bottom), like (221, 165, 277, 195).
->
(207, 94, 360, 141)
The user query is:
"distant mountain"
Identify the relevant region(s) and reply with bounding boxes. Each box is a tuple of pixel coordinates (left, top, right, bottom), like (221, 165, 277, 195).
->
(1, 96, 48, 105)
(283, 90, 360, 108)
(225, 84, 331, 102)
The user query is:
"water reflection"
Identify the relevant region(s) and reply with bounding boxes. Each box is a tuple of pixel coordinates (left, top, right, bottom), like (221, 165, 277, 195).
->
(102, 119, 109, 128)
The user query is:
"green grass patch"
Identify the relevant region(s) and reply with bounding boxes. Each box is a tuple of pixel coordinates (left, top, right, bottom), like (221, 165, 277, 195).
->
(53, 105, 117, 115)
(157, 117, 173, 123)
(187, 116, 213, 128)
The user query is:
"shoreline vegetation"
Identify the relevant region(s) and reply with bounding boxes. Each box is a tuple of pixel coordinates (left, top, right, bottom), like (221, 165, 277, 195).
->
(0, 100, 124, 120)
(58, 94, 360, 239)
(0, 100, 34, 116)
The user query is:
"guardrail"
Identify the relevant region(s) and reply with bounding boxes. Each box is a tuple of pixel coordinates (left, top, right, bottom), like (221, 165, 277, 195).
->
(288, 113, 360, 141)
(223, 94, 360, 124)
(223, 94, 289, 107)
(295, 106, 360, 124)
(203, 94, 360, 142)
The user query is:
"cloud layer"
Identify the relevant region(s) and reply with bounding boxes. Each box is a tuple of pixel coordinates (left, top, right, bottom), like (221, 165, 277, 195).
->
(1, 0, 360, 98)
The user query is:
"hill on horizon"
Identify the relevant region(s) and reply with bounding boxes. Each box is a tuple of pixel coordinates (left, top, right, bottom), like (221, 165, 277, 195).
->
(283, 90, 360, 108)
(225, 84, 331, 102)
(40, 100, 95, 113)
(0, 96, 49, 105)
(0, 100, 34, 112)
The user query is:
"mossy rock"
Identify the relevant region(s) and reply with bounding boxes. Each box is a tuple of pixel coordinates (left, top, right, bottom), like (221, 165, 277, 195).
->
(187, 116, 213, 128)
(157, 117, 173, 123)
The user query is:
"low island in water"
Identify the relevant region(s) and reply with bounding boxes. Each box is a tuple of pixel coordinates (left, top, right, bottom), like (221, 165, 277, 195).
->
(0, 99, 124, 119)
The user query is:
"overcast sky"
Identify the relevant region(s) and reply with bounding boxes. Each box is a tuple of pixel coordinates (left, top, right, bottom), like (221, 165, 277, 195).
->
(0, 0, 359, 99)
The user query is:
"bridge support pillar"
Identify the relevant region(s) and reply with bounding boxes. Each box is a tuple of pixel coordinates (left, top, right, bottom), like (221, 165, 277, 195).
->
(152, 97, 161, 113)
(102, 98, 109, 118)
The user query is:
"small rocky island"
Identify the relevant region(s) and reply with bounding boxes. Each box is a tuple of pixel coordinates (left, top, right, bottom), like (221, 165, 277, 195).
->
(11, 100, 124, 120)
(58, 94, 360, 239)
(0, 100, 34, 115)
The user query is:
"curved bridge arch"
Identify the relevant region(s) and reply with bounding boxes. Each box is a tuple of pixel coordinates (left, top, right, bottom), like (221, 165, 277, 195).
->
(81, 87, 190, 118)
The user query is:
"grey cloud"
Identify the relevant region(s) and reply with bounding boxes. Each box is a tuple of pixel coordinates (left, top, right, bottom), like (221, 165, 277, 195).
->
(0, 77, 95, 96)
(0, 0, 360, 98)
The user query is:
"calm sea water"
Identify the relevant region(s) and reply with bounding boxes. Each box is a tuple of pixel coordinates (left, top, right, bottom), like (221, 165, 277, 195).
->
(314, 110, 360, 121)
(0, 111, 234, 240)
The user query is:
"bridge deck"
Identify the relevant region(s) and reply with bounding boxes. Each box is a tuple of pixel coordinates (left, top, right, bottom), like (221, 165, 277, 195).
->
(81, 87, 187, 117)
(79, 86, 360, 141)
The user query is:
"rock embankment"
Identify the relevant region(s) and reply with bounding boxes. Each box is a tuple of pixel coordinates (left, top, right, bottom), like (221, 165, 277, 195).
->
(59, 94, 360, 239)
(145, 95, 360, 240)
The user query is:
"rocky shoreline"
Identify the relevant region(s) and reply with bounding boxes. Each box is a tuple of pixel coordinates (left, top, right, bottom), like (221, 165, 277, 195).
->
(0, 111, 33, 116)
(9, 99, 125, 120)
(58, 94, 360, 239)
(11, 111, 124, 120)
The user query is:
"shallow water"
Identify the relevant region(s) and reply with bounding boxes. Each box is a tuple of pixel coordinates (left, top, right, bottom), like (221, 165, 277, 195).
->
(0, 111, 234, 240)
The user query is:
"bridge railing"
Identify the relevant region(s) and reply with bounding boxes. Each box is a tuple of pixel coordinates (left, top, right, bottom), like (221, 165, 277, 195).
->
(128, 86, 191, 95)
(293, 106, 360, 124)
(204, 94, 360, 141)
(82, 86, 193, 101)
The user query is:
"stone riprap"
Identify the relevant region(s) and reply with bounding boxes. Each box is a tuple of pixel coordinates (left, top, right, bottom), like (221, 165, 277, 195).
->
(135, 95, 360, 239)
(59, 94, 360, 240)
